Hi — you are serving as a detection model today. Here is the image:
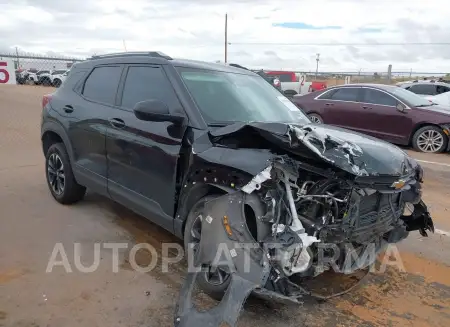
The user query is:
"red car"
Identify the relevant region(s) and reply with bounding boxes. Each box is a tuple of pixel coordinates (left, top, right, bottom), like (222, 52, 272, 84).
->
(292, 83, 450, 153)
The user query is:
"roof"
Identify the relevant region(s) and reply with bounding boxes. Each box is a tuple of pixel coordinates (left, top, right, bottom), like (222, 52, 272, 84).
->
(328, 83, 399, 91)
(398, 81, 450, 87)
(170, 59, 256, 75)
(75, 52, 256, 76)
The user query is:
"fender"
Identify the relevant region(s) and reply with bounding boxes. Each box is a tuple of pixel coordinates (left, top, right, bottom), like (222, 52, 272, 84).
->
(41, 119, 75, 163)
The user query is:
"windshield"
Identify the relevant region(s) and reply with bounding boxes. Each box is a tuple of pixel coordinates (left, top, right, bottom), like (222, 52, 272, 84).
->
(390, 86, 433, 107)
(176, 67, 310, 124)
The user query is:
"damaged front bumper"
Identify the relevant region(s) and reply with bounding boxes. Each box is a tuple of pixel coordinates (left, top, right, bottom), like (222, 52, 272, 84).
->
(174, 191, 433, 327)
(174, 188, 435, 327)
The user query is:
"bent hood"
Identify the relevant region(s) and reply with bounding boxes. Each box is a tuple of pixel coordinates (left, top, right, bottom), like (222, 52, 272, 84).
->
(209, 122, 417, 177)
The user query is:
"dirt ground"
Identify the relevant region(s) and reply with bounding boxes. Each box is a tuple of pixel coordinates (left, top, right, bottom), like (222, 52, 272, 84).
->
(0, 85, 449, 327)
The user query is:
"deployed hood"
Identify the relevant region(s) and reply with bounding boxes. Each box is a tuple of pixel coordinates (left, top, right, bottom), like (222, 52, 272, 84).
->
(208, 122, 417, 177)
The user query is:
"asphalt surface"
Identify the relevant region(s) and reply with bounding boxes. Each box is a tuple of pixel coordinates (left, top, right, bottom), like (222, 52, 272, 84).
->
(0, 85, 449, 327)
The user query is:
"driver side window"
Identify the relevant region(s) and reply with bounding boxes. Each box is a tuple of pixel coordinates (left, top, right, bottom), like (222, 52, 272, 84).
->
(362, 89, 397, 106)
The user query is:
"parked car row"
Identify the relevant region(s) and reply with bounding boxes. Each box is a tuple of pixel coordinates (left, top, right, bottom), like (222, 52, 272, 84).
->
(292, 83, 450, 153)
(15, 68, 69, 87)
(397, 81, 450, 97)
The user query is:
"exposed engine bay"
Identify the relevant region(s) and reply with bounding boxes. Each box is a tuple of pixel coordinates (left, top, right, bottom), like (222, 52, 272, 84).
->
(174, 122, 435, 327)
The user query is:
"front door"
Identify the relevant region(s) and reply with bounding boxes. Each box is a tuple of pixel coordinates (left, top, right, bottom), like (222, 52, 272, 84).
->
(106, 65, 186, 232)
(358, 88, 412, 144)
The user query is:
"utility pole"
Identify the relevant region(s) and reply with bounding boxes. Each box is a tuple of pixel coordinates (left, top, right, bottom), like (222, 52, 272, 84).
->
(123, 40, 127, 52)
(15, 46, 20, 69)
(315, 53, 320, 79)
(224, 13, 228, 63)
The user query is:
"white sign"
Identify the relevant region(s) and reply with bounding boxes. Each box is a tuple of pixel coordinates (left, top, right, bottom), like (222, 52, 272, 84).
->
(299, 74, 306, 86)
(344, 76, 352, 84)
(0, 59, 16, 84)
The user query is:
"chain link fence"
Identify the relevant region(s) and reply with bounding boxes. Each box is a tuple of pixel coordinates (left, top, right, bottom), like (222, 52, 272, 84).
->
(1, 51, 448, 89)
(0, 51, 84, 87)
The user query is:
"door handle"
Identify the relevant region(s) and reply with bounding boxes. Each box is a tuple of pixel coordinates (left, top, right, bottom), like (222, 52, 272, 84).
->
(362, 106, 372, 109)
(109, 118, 125, 129)
(325, 103, 334, 106)
(63, 105, 74, 113)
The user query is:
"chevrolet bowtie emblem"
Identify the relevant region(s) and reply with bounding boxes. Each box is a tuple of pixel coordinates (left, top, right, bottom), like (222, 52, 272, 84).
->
(391, 179, 406, 189)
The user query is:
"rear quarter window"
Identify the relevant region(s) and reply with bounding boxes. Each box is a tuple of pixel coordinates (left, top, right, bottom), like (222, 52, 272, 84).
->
(82, 66, 122, 105)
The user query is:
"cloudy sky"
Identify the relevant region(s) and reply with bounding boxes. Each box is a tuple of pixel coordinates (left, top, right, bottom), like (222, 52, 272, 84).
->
(1, 0, 450, 72)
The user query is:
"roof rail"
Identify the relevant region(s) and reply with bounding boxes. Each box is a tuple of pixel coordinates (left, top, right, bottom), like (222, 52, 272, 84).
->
(227, 63, 249, 70)
(90, 51, 172, 60)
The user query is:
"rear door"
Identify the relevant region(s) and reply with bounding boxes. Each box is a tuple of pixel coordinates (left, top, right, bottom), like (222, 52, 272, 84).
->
(314, 87, 364, 129)
(106, 64, 187, 232)
(68, 65, 123, 195)
(358, 87, 412, 144)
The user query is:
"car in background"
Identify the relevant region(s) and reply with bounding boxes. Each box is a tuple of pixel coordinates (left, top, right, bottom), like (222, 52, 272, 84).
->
(397, 81, 450, 97)
(292, 83, 450, 153)
(49, 70, 69, 87)
(28, 70, 51, 84)
(15, 69, 27, 84)
(425, 91, 450, 109)
(18, 68, 38, 82)
(226, 63, 282, 92)
(266, 71, 327, 98)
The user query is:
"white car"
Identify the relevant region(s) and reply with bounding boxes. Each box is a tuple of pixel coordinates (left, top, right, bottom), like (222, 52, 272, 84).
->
(425, 91, 450, 108)
(49, 70, 69, 87)
(27, 70, 51, 84)
(397, 81, 450, 97)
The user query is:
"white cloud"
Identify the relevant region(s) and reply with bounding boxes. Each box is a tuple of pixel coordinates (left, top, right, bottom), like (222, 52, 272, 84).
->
(1, 0, 450, 72)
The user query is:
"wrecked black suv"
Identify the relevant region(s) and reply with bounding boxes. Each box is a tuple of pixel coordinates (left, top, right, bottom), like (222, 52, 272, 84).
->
(41, 52, 434, 326)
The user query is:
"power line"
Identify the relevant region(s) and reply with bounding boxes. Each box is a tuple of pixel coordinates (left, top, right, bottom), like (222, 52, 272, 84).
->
(229, 42, 450, 46)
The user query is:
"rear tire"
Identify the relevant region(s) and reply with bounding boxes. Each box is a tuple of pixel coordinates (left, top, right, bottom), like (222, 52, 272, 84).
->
(45, 143, 86, 204)
(412, 125, 447, 153)
(308, 113, 324, 124)
(183, 195, 231, 301)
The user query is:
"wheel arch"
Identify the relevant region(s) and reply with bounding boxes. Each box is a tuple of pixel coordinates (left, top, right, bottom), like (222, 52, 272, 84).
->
(409, 122, 445, 145)
(174, 183, 230, 238)
(41, 121, 75, 163)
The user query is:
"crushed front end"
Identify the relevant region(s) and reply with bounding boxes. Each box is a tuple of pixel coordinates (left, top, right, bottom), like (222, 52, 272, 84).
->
(174, 123, 434, 327)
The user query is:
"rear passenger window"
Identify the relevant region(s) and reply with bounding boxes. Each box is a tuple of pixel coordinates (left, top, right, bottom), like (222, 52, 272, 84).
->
(120, 66, 180, 110)
(329, 88, 359, 102)
(317, 89, 337, 100)
(82, 66, 122, 105)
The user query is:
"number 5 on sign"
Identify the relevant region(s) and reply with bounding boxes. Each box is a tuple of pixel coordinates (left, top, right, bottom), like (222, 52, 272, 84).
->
(0, 60, 17, 84)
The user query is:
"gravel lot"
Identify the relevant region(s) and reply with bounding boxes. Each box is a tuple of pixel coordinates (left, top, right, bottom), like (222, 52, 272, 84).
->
(1, 85, 449, 327)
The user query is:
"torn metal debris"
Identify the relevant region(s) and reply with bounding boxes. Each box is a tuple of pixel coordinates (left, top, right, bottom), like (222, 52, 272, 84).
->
(174, 122, 434, 326)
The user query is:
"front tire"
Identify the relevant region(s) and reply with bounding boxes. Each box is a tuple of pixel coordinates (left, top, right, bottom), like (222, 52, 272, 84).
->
(45, 143, 86, 204)
(183, 195, 231, 301)
(412, 126, 447, 153)
(308, 113, 324, 124)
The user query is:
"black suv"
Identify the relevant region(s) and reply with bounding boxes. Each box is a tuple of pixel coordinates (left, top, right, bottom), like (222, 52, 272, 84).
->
(41, 52, 434, 322)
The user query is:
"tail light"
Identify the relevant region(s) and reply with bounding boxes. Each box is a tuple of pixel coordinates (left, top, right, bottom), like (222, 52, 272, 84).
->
(42, 94, 53, 109)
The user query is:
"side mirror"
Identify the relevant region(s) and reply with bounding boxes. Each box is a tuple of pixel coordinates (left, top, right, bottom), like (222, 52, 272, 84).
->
(396, 103, 406, 112)
(133, 99, 185, 123)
